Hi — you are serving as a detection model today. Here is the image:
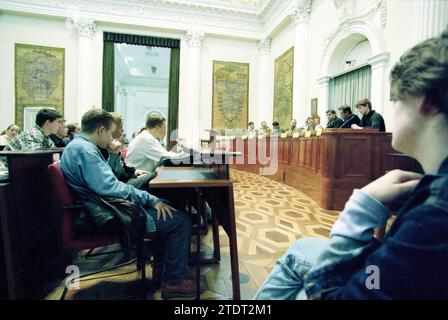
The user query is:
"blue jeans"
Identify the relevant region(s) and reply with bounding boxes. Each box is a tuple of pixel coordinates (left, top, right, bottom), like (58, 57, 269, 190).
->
(254, 237, 328, 300)
(147, 209, 192, 283)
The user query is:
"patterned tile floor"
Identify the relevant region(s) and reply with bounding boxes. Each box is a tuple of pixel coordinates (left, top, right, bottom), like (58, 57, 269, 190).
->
(46, 169, 340, 300)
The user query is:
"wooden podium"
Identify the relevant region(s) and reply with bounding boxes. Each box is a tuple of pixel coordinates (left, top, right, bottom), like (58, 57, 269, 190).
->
(229, 129, 396, 210)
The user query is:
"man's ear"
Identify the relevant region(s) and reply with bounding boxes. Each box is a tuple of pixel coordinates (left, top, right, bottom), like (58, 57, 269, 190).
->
(418, 95, 439, 116)
(97, 126, 105, 135)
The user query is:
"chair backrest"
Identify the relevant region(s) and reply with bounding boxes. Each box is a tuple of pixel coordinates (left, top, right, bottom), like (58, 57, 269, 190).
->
(47, 162, 78, 246)
(47, 162, 74, 207)
(47, 162, 119, 251)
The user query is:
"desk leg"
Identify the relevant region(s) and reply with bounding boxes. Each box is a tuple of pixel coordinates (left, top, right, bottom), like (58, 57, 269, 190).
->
(227, 187, 241, 300)
(195, 188, 202, 300)
(212, 213, 220, 261)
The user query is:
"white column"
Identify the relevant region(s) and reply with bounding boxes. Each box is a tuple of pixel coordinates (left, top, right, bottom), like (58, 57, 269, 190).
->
(185, 30, 204, 148)
(290, 0, 312, 124)
(413, 0, 448, 44)
(367, 52, 390, 117)
(257, 38, 272, 128)
(73, 18, 96, 120)
(126, 90, 137, 134)
(317, 76, 330, 127)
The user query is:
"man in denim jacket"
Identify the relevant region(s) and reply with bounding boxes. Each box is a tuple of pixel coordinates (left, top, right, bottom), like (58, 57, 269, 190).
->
(255, 29, 448, 300)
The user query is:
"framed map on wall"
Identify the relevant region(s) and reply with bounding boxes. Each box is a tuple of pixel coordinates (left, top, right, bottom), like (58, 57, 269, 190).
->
(212, 61, 249, 131)
(273, 47, 294, 130)
(15, 43, 65, 129)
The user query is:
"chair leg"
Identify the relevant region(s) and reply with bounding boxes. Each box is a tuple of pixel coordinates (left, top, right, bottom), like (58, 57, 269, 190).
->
(137, 217, 147, 300)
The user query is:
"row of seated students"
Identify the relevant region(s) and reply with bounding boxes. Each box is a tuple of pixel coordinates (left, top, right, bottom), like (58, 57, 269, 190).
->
(245, 98, 386, 138)
(1, 107, 202, 299)
(2, 29, 448, 299)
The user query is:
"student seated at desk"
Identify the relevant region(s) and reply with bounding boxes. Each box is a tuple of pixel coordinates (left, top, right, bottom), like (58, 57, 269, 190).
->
(4, 108, 63, 151)
(49, 119, 69, 148)
(126, 113, 187, 173)
(61, 108, 199, 299)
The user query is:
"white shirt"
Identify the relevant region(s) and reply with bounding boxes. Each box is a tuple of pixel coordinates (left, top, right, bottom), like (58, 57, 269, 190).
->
(125, 130, 185, 172)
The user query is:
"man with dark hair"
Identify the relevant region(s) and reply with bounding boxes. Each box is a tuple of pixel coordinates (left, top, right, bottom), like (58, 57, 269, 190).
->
(49, 120, 69, 147)
(325, 109, 344, 128)
(126, 114, 187, 173)
(255, 29, 448, 299)
(352, 98, 386, 132)
(5, 108, 63, 151)
(272, 121, 281, 135)
(61, 108, 197, 299)
(338, 105, 361, 128)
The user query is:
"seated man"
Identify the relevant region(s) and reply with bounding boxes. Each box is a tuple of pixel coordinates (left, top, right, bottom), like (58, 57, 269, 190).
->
(247, 122, 258, 138)
(49, 120, 69, 148)
(352, 98, 386, 132)
(272, 121, 281, 135)
(286, 119, 300, 135)
(338, 105, 361, 128)
(126, 114, 187, 173)
(5, 108, 63, 151)
(325, 109, 344, 128)
(255, 29, 448, 299)
(259, 121, 272, 136)
(61, 108, 198, 299)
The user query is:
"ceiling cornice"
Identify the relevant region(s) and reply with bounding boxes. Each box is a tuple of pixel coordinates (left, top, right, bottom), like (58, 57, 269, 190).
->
(0, 0, 299, 39)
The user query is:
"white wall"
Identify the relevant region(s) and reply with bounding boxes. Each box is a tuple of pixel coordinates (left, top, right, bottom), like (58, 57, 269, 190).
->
(269, 22, 295, 125)
(0, 12, 78, 131)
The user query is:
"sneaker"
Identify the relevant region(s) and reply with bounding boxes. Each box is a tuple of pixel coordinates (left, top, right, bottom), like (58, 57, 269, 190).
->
(161, 279, 205, 299)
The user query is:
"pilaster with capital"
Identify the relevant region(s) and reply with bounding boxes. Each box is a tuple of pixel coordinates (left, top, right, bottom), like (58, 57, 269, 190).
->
(257, 38, 272, 55)
(70, 17, 97, 120)
(72, 18, 97, 39)
(257, 38, 273, 125)
(185, 30, 204, 48)
(183, 30, 204, 147)
(290, 0, 312, 123)
(289, 0, 312, 25)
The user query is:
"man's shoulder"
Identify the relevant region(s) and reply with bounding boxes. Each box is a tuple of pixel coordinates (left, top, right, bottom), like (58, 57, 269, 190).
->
(372, 111, 385, 120)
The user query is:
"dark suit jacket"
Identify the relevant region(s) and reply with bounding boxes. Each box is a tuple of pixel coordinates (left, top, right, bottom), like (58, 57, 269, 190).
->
(339, 114, 361, 128)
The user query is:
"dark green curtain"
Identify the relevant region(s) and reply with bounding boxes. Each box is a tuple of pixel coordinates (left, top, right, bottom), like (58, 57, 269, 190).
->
(103, 32, 180, 48)
(102, 41, 115, 112)
(167, 47, 180, 149)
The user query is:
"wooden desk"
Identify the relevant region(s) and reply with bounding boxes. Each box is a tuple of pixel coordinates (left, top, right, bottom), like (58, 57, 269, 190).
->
(0, 149, 64, 299)
(149, 167, 240, 300)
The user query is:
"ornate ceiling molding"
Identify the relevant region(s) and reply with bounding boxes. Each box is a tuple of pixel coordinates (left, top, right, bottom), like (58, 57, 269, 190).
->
(0, 0, 292, 39)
